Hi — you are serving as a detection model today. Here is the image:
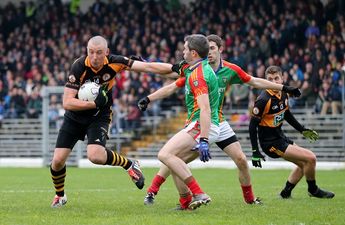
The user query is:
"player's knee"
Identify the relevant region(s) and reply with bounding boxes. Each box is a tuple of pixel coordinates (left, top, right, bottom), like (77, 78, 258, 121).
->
(51, 157, 66, 170)
(157, 151, 168, 163)
(307, 153, 317, 166)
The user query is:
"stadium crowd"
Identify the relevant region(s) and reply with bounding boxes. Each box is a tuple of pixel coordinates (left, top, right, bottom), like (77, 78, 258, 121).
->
(0, 0, 344, 131)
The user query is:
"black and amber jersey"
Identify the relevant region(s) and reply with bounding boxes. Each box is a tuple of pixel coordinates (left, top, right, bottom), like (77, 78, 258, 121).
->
(65, 55, 133, 123)
(251, 90, 289, 143)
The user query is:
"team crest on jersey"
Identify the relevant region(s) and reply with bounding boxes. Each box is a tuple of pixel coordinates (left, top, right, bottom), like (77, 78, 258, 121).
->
(102, 73, 111, 81)
(68, 75, 76, 83)
(193, 80, 199, 87)
(252, 107, 259, 115)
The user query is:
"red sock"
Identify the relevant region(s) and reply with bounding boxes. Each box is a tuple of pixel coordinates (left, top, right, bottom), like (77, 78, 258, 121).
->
(186, 177, 203, 195)
(147, 174, 166, 194)
(179, 192, 192, 209)
(241, 185, 255, 203)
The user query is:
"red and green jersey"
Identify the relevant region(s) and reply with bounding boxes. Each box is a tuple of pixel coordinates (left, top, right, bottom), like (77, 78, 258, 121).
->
(216, 60, 252, 122)
(176, 59, 219, 126)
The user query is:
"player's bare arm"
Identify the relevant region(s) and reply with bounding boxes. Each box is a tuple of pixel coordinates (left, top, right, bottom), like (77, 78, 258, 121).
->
(130, 60, 174, 75)
(247, 76, 283, 90)
(197, 94, 211, 139)
(148, 82, 180, 102)
(62, 87, 96, 111)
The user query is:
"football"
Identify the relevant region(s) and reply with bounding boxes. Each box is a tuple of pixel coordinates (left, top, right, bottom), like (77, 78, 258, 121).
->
(78, 82, 100, 101)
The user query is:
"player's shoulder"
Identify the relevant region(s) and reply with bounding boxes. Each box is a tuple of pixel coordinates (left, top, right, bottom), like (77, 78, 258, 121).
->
(108, 54, 129, 64)
(257, 90, 271, 102)
(70, 56, 87, 74)
(222, 60, 243, 71)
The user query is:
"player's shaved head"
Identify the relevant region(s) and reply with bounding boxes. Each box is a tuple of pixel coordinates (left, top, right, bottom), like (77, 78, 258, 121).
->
(87, 36, 108, 49)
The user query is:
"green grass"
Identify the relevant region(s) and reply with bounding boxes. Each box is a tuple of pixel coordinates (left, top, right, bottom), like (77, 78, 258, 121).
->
(0, 167, 344, 225)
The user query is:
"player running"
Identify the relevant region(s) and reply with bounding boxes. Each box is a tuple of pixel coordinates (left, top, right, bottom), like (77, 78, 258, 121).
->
(139, 35, 301, 209)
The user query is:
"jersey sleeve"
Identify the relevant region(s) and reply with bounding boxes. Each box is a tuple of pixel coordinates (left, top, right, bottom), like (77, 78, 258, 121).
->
(188, 66, 208, 97)
(251, 96, 267, 120)
(65, 57, 84, 90)
(108, 55, 134, 72)
(175, 77, 186, 88)
(226, 63, 252, 83)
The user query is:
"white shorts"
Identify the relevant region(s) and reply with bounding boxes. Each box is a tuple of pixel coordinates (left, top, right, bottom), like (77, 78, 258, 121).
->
(183, 121, 220, 144)
(216, 121, 236, 142)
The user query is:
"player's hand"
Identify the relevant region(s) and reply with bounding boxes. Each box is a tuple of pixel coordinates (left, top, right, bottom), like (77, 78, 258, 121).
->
(94, 85, 108, 108)
(171, 60, 187, 74)
(130, 55, 146, 62)
(252, 149, 265, 168)
(138, 96, 150, 111)
(282, 85, 301, 97)
(198, 137, 211, 162)
(302, 128, 319, 142)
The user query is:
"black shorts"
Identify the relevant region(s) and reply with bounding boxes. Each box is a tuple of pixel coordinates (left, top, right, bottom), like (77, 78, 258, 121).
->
(216, 135, 238, 150)
(260, 137, 293, 158)
(55, 116, 110, 149)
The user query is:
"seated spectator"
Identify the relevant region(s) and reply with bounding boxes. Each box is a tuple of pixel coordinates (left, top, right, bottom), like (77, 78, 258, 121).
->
(230, 84, 250, 109)
(319, 80, 342, 115)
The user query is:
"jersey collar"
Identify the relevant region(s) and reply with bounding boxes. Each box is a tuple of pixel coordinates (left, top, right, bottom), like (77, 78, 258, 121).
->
(214, 58, 224, 73)
(85, 56, 109, 73)
(188, 58, 206, 71)
(267, 89, 282, 99)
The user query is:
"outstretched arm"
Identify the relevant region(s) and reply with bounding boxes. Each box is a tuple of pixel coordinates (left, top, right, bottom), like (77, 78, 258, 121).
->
(130, 60, 174, 75)
(247, 77, 301, 97)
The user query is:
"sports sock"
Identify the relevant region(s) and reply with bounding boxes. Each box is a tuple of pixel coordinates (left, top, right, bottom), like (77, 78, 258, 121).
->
(307, 180, 318, 193)
(105, 148, 132, 170)
(179, 192, 192, 209)
(283, 181, 296, 193)
(147, 174, 166, 194)
(185, 177, 203, 195)
(50, 165, 66, 197)
(241, 185, 255, 203)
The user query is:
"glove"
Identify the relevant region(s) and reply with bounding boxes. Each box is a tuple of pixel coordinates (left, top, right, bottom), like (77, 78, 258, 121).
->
(282, 85, 301, 97)
(129, 55, 146, 62)
(302, 128, 319, 142)
(198, 137, 211, 162)
(171, 60, 187, 74)
(138, 96, 150, 111)
(94, 85, 108, 108)
(252, 149, 265, 168)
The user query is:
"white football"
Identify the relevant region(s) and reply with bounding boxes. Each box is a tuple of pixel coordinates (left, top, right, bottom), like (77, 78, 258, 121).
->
(78, 82, 100, 101)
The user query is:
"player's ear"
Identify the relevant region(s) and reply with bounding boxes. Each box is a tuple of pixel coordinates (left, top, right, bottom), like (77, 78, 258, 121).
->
(105, 48, 110, 56)
(219, 46, 224, 54)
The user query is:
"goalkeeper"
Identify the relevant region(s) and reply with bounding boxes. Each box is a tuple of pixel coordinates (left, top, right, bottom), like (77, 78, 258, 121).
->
(249, 65, 334, 199)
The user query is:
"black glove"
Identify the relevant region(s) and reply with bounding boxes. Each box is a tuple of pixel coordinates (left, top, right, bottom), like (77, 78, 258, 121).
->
(138, 96, 150, 111)
(198, 137, 211, 162)
(171, 60, 187, 74)
(94, 85, 108, 108)
(302, 128, 319, 142)
(129, 55, 146, 62)
(282, 85, 301, 97)
(252, 149, 265, 168)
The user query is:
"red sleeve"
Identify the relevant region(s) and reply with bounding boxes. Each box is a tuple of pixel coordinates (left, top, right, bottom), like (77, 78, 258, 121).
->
(175, 77, 186, 88)
(226, 63, 252, 83)
(188, 66, 208, 97)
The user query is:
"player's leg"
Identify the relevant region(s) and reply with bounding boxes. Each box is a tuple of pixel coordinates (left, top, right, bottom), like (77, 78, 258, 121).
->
(50, 124, 80, 208)
(282, 144, 334, 198)
(144, 145, 198, 205)
(87, 120, 144, 189)
(279, 166, 303, 198)
(216, 122, 261, 204)
(144, 165, 170, 205)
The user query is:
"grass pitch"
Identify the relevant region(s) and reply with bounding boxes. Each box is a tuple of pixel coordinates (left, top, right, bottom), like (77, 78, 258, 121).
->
(0, 167, 344, 225)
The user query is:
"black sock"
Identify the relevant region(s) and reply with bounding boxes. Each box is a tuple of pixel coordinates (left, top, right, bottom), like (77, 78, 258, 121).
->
(105, 148, 132, 170)
(307, 180, 318, 193)
(283, 181, 296, 193)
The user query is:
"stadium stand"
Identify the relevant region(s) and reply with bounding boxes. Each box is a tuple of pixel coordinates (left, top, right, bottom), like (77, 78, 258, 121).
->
(0, 0, 344, 166)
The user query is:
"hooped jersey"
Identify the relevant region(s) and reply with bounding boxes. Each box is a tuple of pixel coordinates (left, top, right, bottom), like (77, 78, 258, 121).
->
(176, 59, 219, 126)
(216, 60, 251, 122)
(251, 90, 289, 142)
(65, 55, 133, 123)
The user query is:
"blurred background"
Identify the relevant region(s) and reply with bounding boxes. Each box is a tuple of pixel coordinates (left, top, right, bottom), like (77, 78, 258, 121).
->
(0, 0, 344, 167)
